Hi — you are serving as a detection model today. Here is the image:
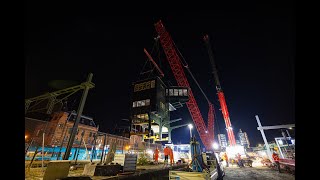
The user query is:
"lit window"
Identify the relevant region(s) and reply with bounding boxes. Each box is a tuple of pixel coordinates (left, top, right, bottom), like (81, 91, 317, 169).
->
(179, 89, 183, 96)
(151, 80, 155, 88)
(134, 84, 139, 92)
(174, 89, 179, 96)
(145, 81, 151, 89)
(133, 101, 136, 107)
(137, 101, 142, 107)
(141, 100, 146, 106)
(169, 89, 173, 96)
(146, 99, 150, 106)
(183, 89, 188, 96)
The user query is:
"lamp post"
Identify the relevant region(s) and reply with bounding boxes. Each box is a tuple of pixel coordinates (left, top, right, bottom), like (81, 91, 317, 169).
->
(188, 124, 193, 139)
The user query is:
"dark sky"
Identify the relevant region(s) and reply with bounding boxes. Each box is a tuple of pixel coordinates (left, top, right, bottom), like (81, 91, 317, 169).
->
(25, 2, 295, 147)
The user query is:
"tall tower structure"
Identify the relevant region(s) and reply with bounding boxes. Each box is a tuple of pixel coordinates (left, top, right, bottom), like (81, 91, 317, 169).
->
(217, 134, 228, 149)
(238, 129, 250, 148)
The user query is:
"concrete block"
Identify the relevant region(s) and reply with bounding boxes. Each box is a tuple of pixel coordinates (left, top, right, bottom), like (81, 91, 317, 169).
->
(43, 160, 71, 180)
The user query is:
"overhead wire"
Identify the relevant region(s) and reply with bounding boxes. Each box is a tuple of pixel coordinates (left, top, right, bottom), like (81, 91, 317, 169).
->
(171, 40, 220, 107)
(171, 39, 223, 137)
(138, 36, 159, 80)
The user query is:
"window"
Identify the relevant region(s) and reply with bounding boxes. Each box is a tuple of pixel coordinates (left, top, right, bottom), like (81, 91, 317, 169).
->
(137, 101, 142, 107)
(179, 89, 183, 96)
(183, 89, 188, 96)
(174, 89, 179, 96)
(141, 100, 145, 106)
(133, 101, 136, 107)
(169, 89, 173, 96)
(145, 99, 150, 106)
(166, 89, 169, 96)
(145, 81, 151, 89)
(151, 80, 155, 88)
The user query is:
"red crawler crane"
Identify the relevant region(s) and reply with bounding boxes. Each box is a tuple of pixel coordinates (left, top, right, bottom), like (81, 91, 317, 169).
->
(154, 20, 215, 150)
(203, 35, 236, 146)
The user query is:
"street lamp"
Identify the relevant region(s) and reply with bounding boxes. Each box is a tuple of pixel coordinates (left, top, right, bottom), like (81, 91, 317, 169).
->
(188, 124, 193, 139)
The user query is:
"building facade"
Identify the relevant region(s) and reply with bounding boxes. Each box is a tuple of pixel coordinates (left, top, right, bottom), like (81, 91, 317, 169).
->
(238, 129, 250, 148)
(217, 134, 227, 149)
(31, 111, 130, 151)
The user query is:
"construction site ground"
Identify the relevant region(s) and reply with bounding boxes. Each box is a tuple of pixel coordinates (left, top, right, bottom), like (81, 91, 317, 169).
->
(25, 162, 295, 179)
(223, 165, 295, 180)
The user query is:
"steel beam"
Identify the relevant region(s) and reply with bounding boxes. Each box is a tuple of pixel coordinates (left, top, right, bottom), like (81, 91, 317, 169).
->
(257, 124, 295, 130)
(63, 73, 94, 160)
(256, 115, 273, 163)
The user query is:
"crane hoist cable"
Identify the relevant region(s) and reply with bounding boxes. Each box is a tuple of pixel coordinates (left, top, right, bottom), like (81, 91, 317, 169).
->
(138, 37, 160, 80)
(172, 40, 222, 136)
(171, 40, 220, 107)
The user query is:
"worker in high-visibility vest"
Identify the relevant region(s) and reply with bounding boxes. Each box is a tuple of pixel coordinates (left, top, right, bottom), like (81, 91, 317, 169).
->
(154, 147, 159, 164)
(222, 152, 229, 167)
(163, 146, 170, 167)
(272, 151, 281, 173)
(169, 146, 174, 166)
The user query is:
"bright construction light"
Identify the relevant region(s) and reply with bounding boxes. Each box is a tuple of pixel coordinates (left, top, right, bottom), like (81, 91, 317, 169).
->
(213, 142, 219, 150)
(278, 140, 283, 145)
(205, 131, 208, 133)
(188, 124, 193, 129)
(147, 149, 153, 155)
(289, 127, 293, 130)
(25, 135, 28, 139)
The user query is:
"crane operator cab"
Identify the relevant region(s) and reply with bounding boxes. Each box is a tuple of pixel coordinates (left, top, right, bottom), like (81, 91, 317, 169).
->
(203, 152, 225, 179)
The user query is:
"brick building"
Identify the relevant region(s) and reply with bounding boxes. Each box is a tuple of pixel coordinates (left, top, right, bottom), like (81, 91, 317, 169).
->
(32, 111, 130, 151)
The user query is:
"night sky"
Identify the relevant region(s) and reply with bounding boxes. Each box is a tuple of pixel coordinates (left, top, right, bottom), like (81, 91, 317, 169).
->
(25, 2, 295, 147)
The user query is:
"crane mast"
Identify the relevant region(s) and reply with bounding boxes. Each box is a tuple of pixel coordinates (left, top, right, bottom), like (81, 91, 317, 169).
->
(154, 20, 214, 150)
(203, 35, 237, 146)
